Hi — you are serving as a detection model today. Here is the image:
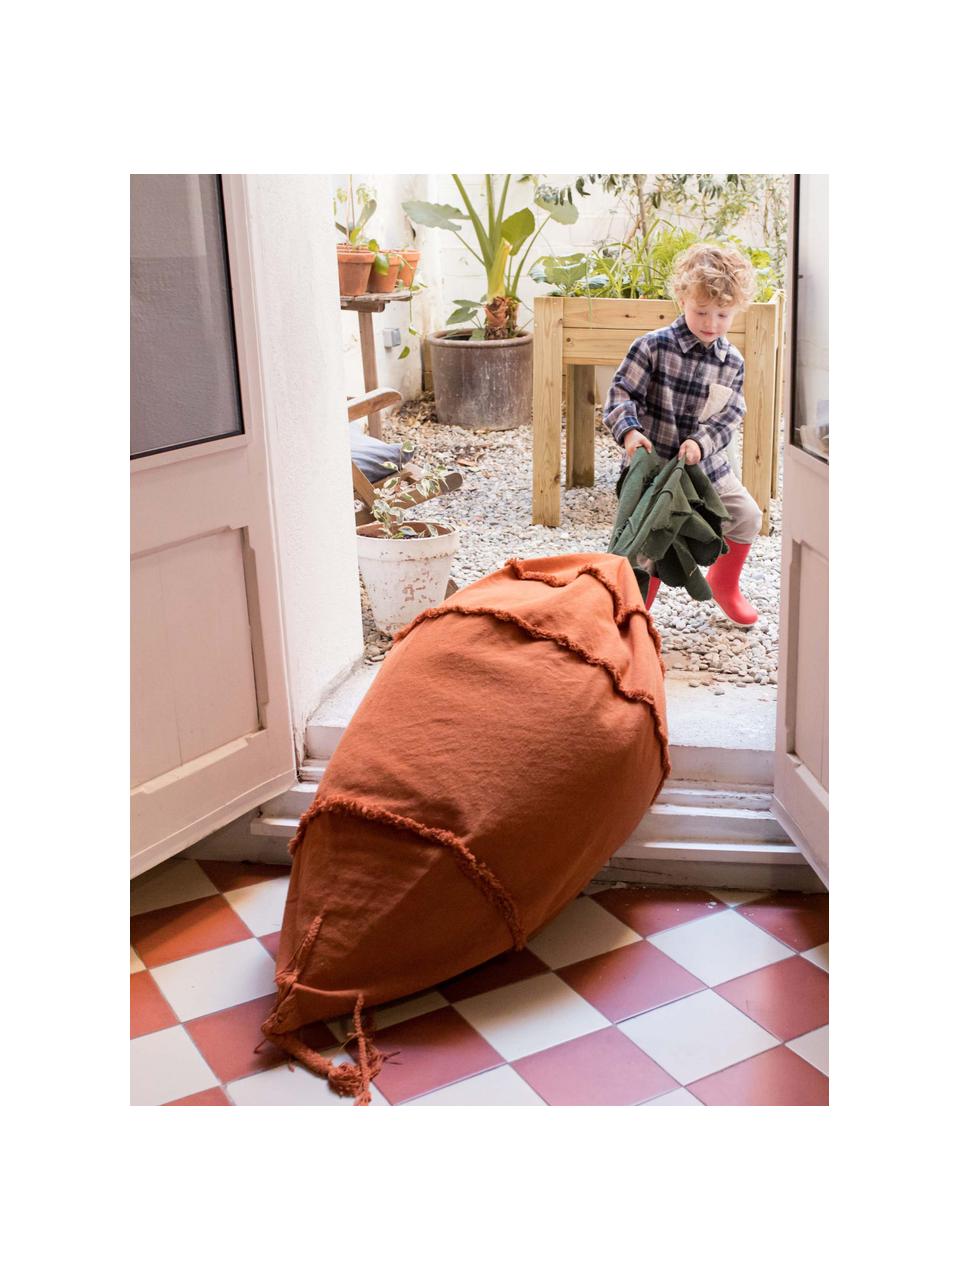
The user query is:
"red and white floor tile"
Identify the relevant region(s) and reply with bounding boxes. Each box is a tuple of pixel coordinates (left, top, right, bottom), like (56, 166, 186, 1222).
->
(131, 859, 828, 1106)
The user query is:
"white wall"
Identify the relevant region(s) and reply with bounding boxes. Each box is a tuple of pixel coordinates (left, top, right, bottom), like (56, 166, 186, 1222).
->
(245, 175, 364, 760)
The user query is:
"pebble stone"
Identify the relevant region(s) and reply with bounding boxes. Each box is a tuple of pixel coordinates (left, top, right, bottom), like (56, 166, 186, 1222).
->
(359, 398, 782, 685)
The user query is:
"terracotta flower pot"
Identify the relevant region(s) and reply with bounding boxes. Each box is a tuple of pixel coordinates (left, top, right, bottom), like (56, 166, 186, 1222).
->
(396, 249, 421, 288)
(337, 246, 375, 297)
(367, 251, 402, 294)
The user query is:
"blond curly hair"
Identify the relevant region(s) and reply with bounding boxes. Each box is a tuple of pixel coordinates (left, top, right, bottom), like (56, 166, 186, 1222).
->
(670, 242, 755, 309)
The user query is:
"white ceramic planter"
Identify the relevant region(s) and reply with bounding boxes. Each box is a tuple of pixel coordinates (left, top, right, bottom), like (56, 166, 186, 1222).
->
(356, 521, 459, 634)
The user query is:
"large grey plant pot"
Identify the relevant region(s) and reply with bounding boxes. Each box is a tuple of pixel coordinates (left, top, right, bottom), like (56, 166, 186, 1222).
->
(427, 329, 533, 429)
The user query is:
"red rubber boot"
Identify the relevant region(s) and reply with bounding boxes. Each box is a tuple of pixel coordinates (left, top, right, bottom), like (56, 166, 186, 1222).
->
(644, 576, 661, 611)
(706, 539, 758, 627)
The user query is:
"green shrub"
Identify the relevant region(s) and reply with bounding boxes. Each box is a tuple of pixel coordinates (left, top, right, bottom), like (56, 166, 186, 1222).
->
(531, 221, 777, 303)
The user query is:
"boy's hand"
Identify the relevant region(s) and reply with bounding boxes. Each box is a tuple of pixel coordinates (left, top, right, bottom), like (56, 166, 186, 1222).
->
(678, 439, 702, 466)
(623, 428, 653, 461)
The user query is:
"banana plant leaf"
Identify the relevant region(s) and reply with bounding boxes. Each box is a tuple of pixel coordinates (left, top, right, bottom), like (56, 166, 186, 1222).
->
(607, 450, 731, 601)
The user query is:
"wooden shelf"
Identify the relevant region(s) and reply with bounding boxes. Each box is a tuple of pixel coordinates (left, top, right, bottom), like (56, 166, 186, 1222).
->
(340, 290, 413, 313)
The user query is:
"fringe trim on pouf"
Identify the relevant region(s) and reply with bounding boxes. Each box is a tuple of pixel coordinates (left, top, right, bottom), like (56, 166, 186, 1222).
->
(262, 992, 389, 1107)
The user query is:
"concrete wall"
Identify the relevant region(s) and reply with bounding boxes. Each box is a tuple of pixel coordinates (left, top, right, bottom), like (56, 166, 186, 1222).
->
(245, 175, 364, 760)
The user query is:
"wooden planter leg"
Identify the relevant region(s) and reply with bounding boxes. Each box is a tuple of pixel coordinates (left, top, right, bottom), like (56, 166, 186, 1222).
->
(742, 302, 779, 535)
(532, 297, 563, 526)
(567, 365, 596, 488)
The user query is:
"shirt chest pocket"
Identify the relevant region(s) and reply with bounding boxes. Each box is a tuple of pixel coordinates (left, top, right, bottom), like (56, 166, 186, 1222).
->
(698, 382, 733, 423)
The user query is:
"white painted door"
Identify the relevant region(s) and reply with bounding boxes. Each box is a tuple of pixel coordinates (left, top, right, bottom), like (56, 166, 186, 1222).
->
(131, 174, 296, 877)
(773, 175, 829, 886)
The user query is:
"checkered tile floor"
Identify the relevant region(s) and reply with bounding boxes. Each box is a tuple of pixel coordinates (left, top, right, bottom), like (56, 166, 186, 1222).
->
(131, 858, 828, 1106)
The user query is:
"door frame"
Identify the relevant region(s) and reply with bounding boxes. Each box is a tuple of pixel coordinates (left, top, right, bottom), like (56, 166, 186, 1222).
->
(771, 174, 829, 888)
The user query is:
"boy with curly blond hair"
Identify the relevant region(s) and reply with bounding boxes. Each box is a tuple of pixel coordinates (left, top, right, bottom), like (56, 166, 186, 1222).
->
(603, 241, 762, 627)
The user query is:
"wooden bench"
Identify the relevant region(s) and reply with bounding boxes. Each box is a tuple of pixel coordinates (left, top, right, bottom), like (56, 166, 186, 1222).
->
(532, 294, 785, 532)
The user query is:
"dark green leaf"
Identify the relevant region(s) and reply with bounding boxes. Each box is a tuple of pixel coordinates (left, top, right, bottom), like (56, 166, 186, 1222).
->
(446, 305, 478, 325)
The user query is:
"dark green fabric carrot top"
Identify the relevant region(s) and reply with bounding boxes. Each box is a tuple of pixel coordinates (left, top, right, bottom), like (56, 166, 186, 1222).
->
(607, 450, 731, 602)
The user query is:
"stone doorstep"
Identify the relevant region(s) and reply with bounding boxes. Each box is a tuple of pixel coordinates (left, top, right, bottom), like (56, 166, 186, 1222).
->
(305, 663, 776, 783)
(188, 665, 796, 886)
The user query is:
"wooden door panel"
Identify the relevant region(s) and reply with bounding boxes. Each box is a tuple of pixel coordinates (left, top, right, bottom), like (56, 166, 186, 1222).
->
(131, 175, 295, 875)
(794, 543, 828, 786)
(133, 529, 262, 781)
(131, 557, 181, 787)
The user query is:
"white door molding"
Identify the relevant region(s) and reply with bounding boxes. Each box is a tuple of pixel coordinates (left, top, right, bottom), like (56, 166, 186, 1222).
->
(773, 176, 829, 887)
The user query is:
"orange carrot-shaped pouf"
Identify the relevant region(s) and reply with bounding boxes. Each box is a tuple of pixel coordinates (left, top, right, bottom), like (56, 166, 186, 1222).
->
(261, 552, 670, 1103)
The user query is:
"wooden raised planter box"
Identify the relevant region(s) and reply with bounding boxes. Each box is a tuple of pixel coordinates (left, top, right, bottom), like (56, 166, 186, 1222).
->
(532, 295, 786, 532)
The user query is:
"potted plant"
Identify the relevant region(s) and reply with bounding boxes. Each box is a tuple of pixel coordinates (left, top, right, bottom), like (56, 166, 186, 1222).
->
(402, 175, 579, 428)
(335, 180, 377, 295)
(366, 248, 402, 294)
(356, 453, 460, 633)
(335, 179, 406, 297)
(397, 247, 420, 288)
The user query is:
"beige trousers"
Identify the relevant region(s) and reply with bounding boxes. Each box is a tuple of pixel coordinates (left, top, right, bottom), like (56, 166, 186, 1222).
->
(712, 471, 762, 544)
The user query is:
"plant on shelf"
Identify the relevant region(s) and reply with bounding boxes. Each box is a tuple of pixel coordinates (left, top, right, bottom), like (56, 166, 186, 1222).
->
(390, 238, 428, 359)
(396, 247, 421, 290)
(335, 179, 377, 247)
(335, 179, 376, 296)
(402, 174, 579, 339)
(334, 178, 402, 296)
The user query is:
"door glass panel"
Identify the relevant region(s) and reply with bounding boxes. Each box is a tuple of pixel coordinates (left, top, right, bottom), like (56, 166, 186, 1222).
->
(131, 175, 244, 459)
(791, 174, 829, 461)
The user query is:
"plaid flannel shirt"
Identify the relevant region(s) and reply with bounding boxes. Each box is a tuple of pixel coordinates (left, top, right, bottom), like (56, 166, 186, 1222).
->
(603, 315, 746, 484)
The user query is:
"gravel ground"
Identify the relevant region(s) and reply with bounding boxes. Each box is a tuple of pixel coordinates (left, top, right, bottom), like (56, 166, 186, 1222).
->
(359, 397, 782, 686)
